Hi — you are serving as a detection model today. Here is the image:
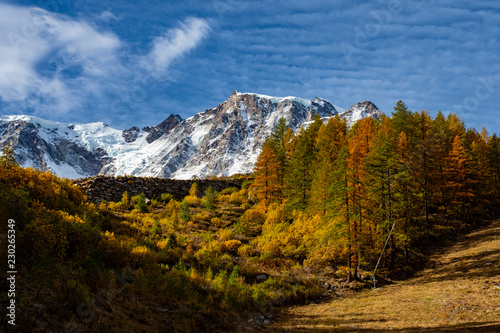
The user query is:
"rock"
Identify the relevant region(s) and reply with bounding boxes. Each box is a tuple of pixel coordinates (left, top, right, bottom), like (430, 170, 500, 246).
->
(256, 274, 268, 281)
(122, 127, 140, 143)
(146, 114, 183, 144)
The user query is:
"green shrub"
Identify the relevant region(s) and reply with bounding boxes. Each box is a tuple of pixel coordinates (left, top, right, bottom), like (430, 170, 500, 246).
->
(151, 221, 162, 238)
(180, 200, 190, 221)
(150, 198, 159, 208)
(202, 186, 217, 211)
(136, 193, 148, 213)
(160, 193, 175, 203)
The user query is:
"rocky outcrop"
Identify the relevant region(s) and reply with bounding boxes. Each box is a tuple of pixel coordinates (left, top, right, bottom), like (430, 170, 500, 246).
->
(122, 127, 140, 143)
(145, 114, 182, 144)
(341, 101, 383, 125)
(73, 176, 245, 203)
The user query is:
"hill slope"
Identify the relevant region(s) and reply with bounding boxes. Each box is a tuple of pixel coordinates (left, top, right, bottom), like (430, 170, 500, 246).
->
(264, 219, 500, 332)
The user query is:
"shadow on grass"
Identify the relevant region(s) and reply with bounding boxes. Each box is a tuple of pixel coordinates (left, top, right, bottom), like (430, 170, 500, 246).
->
(419, 248, 500, 284)
(415, 220, 500, 284)
(265, 317, 500, 333)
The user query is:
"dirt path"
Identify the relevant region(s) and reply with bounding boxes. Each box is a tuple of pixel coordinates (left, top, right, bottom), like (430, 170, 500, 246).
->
(262, 220, 500, 332)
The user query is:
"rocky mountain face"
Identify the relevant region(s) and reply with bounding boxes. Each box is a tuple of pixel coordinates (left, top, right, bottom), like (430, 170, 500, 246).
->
(0, 92, 382, 179)
(341, 101, 383, 125)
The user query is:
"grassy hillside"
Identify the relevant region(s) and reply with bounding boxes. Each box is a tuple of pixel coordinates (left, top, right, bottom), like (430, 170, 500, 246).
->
(0, 163, 323, 332)
(264, 219, 500, 332)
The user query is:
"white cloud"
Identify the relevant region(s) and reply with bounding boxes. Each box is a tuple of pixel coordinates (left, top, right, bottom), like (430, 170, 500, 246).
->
(99, 10, 118, 22)
(0, 3, 121, 113)
(0, 4, 210, 126)
(141, 17, 211, 75)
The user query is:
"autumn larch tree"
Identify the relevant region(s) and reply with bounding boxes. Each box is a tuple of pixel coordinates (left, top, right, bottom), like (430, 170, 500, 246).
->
(251, 138, 283, 210)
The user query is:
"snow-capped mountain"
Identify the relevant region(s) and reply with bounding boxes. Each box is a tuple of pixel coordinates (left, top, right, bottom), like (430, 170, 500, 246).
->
(0, 91, 382, 179)
(341, 101, 383, 125)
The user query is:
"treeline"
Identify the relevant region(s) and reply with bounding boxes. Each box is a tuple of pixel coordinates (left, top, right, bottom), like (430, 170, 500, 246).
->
(252, 101, 500, 281)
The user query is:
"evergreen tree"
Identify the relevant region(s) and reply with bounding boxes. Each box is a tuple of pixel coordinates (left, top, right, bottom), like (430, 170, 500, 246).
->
(325, 146, 355, 281)
(345, 117, 377, 278)
(285, 114, 322, 211)
(310, 116, 348, 214)
(251, 139, 282, 209)
(189, 182, 199, 197)
(391, 100, 413, 138)
(0, 142, 17, 168)
(487, 133, 500, 214)
(365, 116, 399, 268)
(412, 111, 436, 225)
(270, 117, 291, 191)
(202, 186, 217, 211)
(444, 136, 475, 222)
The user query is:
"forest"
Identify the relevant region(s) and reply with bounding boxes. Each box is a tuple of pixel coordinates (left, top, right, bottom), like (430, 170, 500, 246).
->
(0, 101, 499, 332)
(252, 101, 500, 281)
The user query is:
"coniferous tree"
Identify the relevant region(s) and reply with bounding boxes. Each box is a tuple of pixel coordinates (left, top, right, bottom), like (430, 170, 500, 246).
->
(0, 142, 17, 168)
(445, 136, 475, 222)
(285, 114, 322, 211)
(345, 117, 377, 278)
(251, 139, 283, 209)
(325, 146, 354, 281)
(270, 117, 291, 192)
(365, 116, 400, 267)
(487, 133, 500, 215)
(412, 111, 435, 225)
(310, 116, 348, 214)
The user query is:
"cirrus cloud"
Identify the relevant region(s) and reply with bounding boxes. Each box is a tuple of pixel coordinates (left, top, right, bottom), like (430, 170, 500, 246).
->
(141, 17, 211, 75)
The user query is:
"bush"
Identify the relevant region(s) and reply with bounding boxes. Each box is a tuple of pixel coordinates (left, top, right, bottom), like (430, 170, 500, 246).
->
(151, 221, 162, 238)
(221, 240, 242, 254)
(184, 195, 200, 206)
(131, 194, 141, 205)
(179, 200, 190, 222)
(220, 187, 238, 195)
(160, 193, 175, 203)
(211, 217, 224, 228)
(217, 228, 234, 242)
(239, 208, 266, 236)
(193, 212, 211, 223)
(202, 186, 217, 211)
(136, 193, 148, 213)
(107, 201, 123, 211)
(237, 244, 255, 258)
(229, 192, 244, 205)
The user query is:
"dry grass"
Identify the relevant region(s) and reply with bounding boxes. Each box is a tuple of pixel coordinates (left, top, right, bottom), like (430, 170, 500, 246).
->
(263, 220, 500, 332)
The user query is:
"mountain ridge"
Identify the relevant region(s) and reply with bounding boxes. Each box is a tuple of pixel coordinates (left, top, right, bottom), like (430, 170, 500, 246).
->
(0, 92, 382, 179)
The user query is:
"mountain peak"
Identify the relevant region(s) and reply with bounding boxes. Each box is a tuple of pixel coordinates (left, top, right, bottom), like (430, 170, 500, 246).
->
(145, 114, 183, 144)
(1, 93, 382, 180)
(357, 101, 379, 110)
(340, 100, 382, 125)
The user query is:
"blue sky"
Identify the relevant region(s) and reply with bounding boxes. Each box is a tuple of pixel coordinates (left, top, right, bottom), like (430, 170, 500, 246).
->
(0, 0, 499, 133)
